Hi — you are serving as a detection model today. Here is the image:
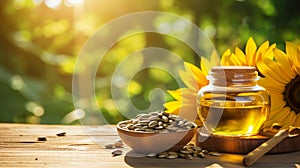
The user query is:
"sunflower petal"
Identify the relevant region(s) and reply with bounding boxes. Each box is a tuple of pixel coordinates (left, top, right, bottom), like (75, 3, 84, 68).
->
(164, 101, 180, 114)
(257, 58, 290, 84)
(269, 92, 285, 112)
(210, 50, 220, 66)
(286, 42, 300, 74)
(184, 62, 208, 87)
(245, 37, 257, 66)
(286, 41, 300, 65)
(263, 43, 276, 60)
(200, 57, 211, 76)
(293, 115, 300, 127)
(230, 54, 247, 66)
(278, 107, 296, 128)
(180, 88, 197, 99)
(255, 41, 269, 62)
(179, 70, 196, 90)
(257, 41, 269, 54)
(258, 78, 285, 91)
(273, 48, 296, 80)
(234, 47, 247, 65)
(167, 89, 182, 100)
(221, 49, 233, 66)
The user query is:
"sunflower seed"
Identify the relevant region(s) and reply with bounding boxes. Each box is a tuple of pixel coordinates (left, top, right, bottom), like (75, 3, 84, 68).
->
(132, 119, 139, 124)
(139, 120, 150, 126)
(167, 154, 178, 159)
(119, 110, 196, 135)
(149, 116, 159, 121)
(161, 115, 169, 123)
(178, 153, 186, 158)
(114, 140, 123, 148)
(149, 111, 160, 116)
(167, 151, 178, 155)
(180, 149, 194, 154)
(184, 154, 193, 160)
(134, 128, 143, 132)
(56, 132, 66, 136)
(147, 152, 157, 157)
(136, 114, 151, 119)
(192, 146, 202, 151)
(126, 124, 135, 130)
(112, 149, 122, 156)
(155, 126, 164, 130)
(141, 126, 149, 130)
(157, 152, 168, 158)
(202, 149, 209, 154)
(209, 152, 222, 156)
(37, 136, 47, 141)
(148, 121, 158, 128)
(198, 152, 206, 158)
(178, 121, 185, 127)
(105, 143, 115, 149)
(162, 111, 170, 116)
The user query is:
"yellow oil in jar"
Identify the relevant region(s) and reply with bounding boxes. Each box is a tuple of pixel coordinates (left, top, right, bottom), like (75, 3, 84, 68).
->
(198, 102, 269, 136)
(197, 66, 270, 136)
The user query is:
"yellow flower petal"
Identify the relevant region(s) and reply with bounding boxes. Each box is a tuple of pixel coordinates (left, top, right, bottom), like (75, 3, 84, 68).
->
(257, 59, 290, 84)
(180, 88, 197, 100)
(184, 62, 208, 88)
(279, 107, 296, 128)
(164, 101, 180, 114)
(286, 41, 300, 66)
(293, 115, 300, 127)
(258, 78, 285, 91)
(234, 47, 247, 65)
(263, 43, 276, 60)
(221, 37, 275, 67)
(273, 48, 296, 79)
(200, 57, 211, 76)
(269, 93, 285, 112)
(179, 70, 196, 90)
(245, 37, 257, 65)
(167, 89, 182, 100)
(211, 50, 220, 66)
(220, 49, 233, 66)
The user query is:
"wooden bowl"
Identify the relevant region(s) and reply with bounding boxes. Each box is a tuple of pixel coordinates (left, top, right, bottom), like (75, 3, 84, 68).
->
(116, 120, 197, 154)
(197, 128, 300, 154)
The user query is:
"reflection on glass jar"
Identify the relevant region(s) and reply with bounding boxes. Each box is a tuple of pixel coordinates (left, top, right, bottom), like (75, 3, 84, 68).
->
(197, 66, 270, 136)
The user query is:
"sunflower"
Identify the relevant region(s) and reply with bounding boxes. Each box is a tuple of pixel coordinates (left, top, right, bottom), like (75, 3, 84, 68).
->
(163, 50, 219, 125)
(257, 41, 300, 129)
(221, 37, 276, 67)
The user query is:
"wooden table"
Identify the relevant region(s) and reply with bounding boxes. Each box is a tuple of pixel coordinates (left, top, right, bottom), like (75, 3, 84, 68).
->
(0, 123, 299, 168)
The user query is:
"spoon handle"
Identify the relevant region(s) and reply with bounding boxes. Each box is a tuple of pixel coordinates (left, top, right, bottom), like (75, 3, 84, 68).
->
(243, 129, 289, 167)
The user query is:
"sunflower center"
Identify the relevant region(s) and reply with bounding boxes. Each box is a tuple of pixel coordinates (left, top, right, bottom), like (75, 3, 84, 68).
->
(283, 75, 300, 114)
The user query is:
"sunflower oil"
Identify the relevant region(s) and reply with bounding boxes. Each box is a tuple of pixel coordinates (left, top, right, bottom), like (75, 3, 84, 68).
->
(197, 66, 270, 136)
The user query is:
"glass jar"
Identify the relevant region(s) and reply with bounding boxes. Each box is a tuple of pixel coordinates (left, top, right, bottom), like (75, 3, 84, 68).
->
(197, 66, 270, 136)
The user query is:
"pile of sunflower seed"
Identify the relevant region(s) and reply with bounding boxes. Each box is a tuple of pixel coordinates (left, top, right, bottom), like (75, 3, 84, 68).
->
(119, 110, 196, 133)
(147, 143, 221, 160)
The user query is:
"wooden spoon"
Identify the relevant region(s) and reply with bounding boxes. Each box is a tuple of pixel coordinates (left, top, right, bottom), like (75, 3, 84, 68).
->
(242, 129, 289, 167)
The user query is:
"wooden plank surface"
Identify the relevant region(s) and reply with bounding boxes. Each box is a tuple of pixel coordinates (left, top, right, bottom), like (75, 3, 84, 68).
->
(0, 123, 299, 168)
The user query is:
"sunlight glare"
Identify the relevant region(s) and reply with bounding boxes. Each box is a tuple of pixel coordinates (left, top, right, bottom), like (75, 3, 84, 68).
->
(45, 0, 61, 9)
(247, 125, 254, 134)
(32, 0, 43, 6)
(65, 0, 83, 7)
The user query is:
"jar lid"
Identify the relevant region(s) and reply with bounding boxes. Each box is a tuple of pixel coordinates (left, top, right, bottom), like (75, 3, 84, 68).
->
(209, 66, 258, 85)
(211, 66, 256, 73)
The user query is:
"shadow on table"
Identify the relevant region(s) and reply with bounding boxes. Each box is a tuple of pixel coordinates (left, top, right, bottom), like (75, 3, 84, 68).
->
(124, 150, 225, 168)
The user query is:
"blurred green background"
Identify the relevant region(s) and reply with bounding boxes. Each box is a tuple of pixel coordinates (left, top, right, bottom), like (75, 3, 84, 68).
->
(0, 0, 299, 125)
